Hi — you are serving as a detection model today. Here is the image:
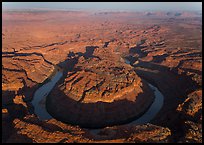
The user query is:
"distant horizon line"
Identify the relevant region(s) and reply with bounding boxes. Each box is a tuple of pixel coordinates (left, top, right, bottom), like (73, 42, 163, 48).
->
(2, 8, 202, 13)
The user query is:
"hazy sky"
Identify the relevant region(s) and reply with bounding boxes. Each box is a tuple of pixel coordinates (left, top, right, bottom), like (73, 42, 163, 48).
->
(2, 2, 202, 11)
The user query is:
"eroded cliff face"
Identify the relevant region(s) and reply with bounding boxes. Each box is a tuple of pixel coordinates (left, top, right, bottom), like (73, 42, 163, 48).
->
(2, 10, 202, 143)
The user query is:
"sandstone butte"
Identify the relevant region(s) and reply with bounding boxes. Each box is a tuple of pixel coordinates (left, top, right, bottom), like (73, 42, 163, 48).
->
(46, 47, 154, 128)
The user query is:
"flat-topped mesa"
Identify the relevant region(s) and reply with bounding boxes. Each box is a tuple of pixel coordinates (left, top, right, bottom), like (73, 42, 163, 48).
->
(65, 55, 142, 103)
(46, 48, 155, 128)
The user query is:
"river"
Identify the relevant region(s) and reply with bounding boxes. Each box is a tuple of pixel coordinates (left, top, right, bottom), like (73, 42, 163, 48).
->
(124, 58, 164, 124)
(31, 60, 164, 125)
(31, 71, 63, 120)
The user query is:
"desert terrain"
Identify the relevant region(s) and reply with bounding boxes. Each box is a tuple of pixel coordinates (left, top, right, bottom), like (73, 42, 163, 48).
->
(2, 10, 202, 143)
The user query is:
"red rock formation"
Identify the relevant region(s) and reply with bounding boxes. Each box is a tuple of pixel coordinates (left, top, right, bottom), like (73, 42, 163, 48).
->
(47, 47, 154, 128)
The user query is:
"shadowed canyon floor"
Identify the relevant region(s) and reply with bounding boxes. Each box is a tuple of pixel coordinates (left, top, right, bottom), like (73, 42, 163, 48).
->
(2, 10, 202, 143)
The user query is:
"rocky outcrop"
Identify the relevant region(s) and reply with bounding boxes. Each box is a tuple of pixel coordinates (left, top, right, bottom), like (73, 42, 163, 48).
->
(85, 124, 171, 143)
(181, 121, 202, 143)
(177, 90, 202, 121)
(126, 124, 171, 143)
(4, 115, 89, 143)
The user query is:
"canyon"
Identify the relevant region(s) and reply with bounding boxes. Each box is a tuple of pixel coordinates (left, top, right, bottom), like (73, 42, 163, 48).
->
(2, 10, 202, 143)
